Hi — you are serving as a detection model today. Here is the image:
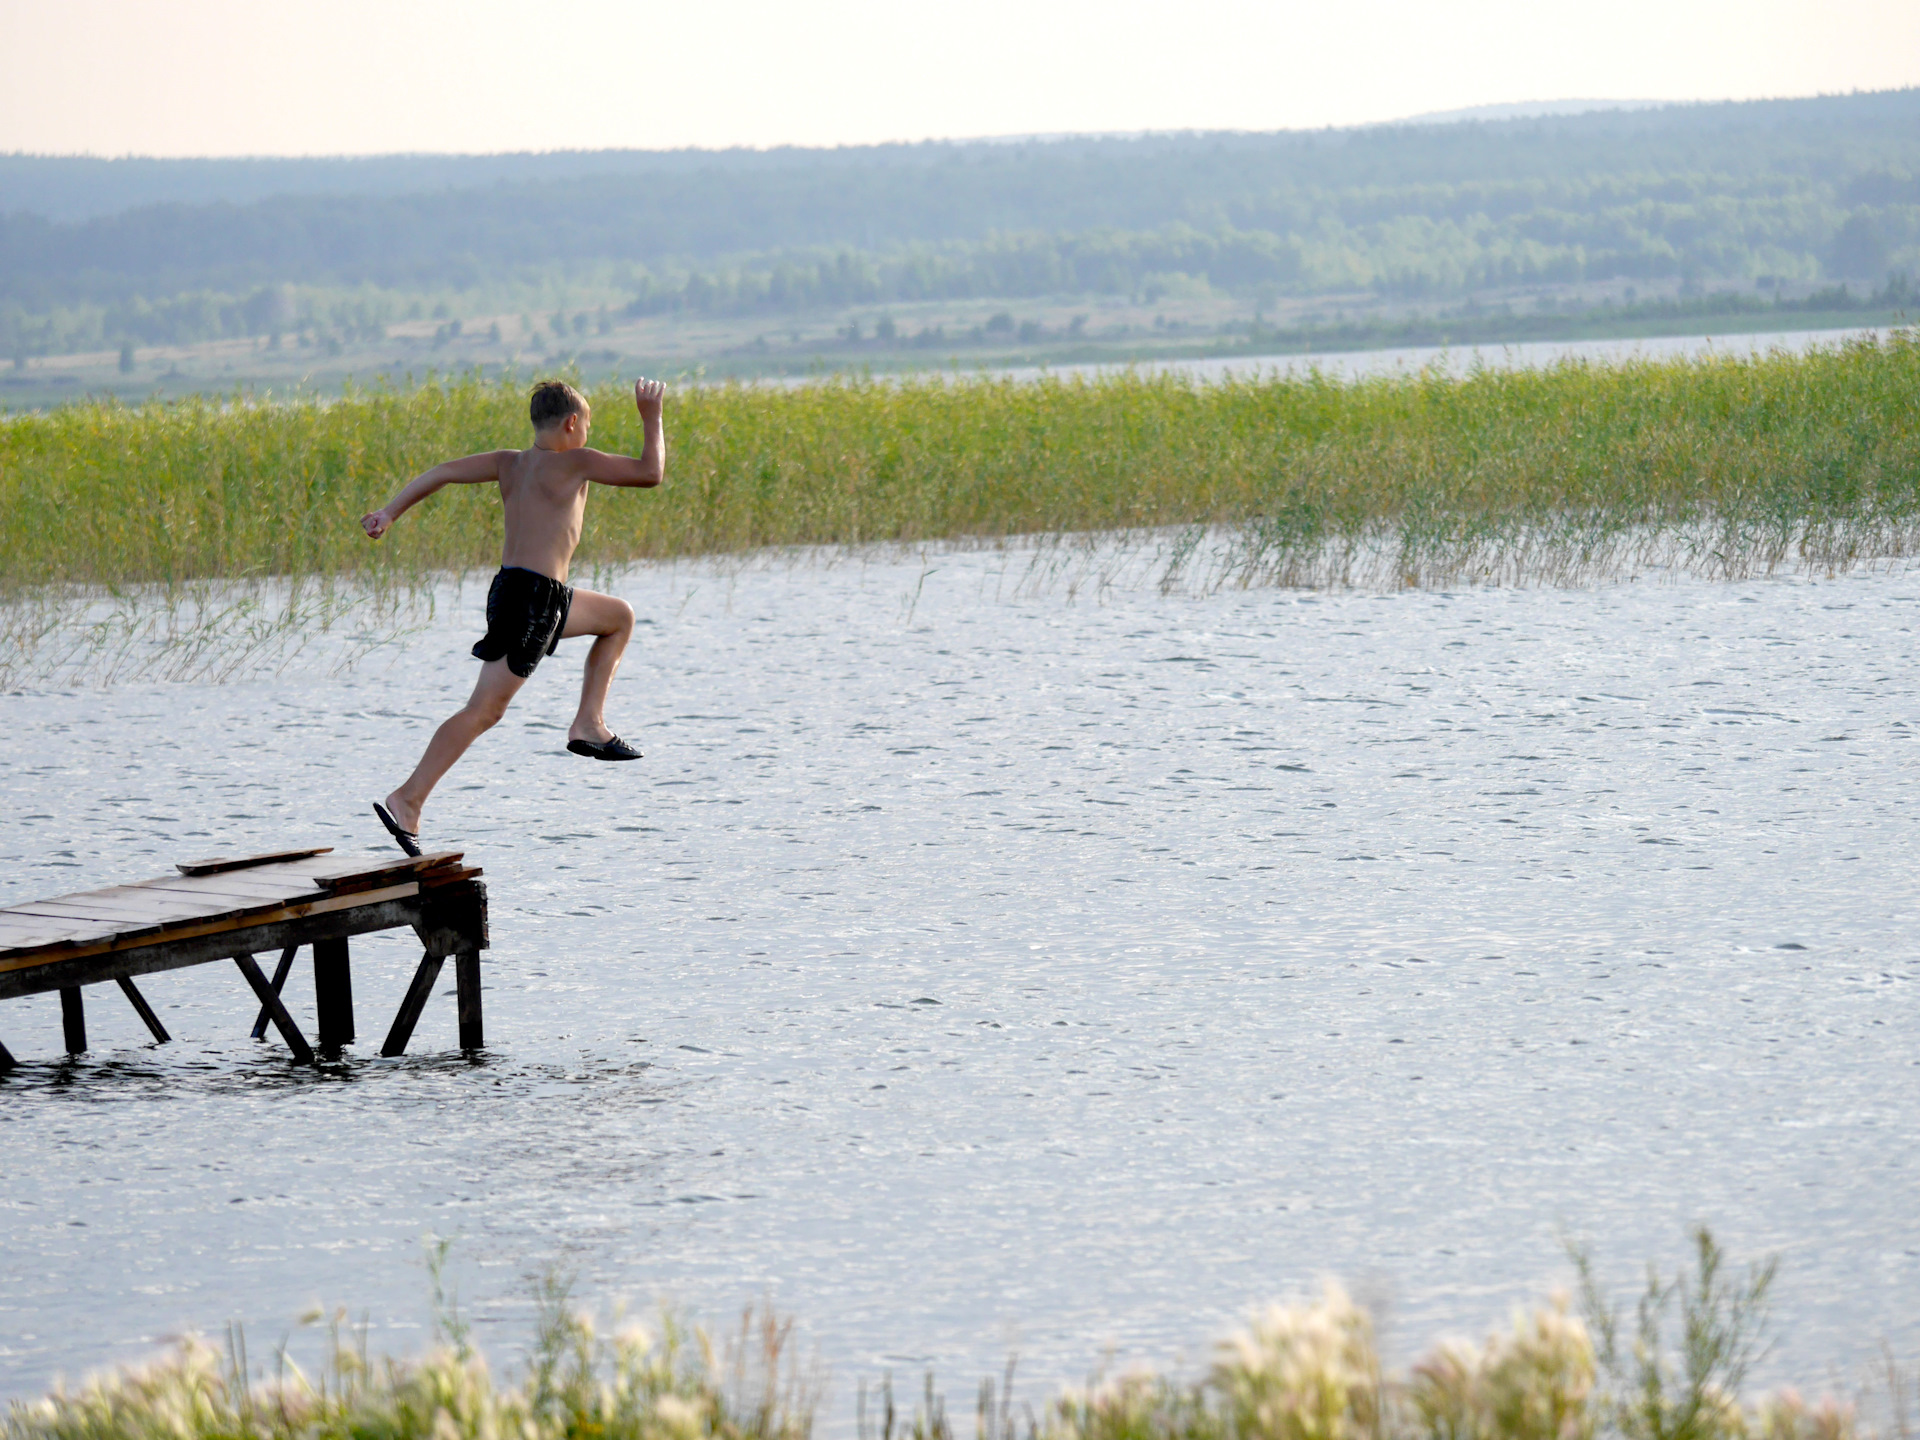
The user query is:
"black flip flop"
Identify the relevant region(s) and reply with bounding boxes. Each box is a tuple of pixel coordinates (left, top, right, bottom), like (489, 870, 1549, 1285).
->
(567, 734, 643, 761)
(372, 801, 423, 857)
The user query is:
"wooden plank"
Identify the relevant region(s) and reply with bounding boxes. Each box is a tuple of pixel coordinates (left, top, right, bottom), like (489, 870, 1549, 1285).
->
(6, 863, 335, 917)
(234, 952, 314, 1064)
(60, 987, 85, 1054)
(2, 888, 311, 950)
(250, 945, 299, 1040)
(4, 881, 321, 941)
(0, 848, 480, 978)
(0, 881, 424, 976)
(140, 869, 325, 896)
(23, 883, 244, 914)
(5, 893, 232, 928)
(1, 907, 178, 942)
(0, 906, 137, 940)
(314, 936, 354, 1048)
(381, 952, 444, 1057)
(117, 977, 171, 1044)
(0, 891, 428, 1002)
(419, 865, 485, 890)
(0, 909, 79, 936)
(311, 852, 464, 892)
(0, 928, 78, 955)
(0, 933, 119, 962)
(0, 921, 143, 966)
(131, 873, 328, 904)
(323, 865, 463, 897)
(455, 950, 483, 1050)
(1, 913, 209, 954)
(198, 854, 445, 897)
(0, 917, 125, 958)
(225, 854, 452, 893)
(325, 868, 468, 898)
(176, 847, 333, 876)
(253, 854, 398, 878)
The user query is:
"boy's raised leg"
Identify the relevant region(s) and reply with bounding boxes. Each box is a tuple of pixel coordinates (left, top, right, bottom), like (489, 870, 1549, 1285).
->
(383, 659, 528, 834)
(560, 589, 638, 753)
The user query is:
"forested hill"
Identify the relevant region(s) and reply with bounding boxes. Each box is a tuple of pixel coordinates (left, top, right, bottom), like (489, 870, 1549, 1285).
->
(3, 88, 1919, 348)
(6, 88, 1918, 231)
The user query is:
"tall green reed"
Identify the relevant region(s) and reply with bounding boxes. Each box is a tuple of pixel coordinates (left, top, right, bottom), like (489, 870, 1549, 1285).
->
(4, 338, 1917, 591)
(3, 336, 1917, 681)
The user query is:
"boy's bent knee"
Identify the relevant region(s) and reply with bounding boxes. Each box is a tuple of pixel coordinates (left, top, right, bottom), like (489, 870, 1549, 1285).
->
(466, 696, 512, 729)
(590, 598, 635, 639)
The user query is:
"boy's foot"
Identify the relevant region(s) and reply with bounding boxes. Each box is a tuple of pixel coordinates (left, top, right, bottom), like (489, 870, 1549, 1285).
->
(372, 800, 423, 857)
(567, 734, 643, 761)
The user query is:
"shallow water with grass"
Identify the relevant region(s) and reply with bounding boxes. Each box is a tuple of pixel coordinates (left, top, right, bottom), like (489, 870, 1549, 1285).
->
(2, 547, 1918, 1416)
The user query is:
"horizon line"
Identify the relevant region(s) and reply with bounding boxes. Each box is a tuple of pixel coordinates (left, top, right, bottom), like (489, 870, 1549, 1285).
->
(7, 86, 1916, 165)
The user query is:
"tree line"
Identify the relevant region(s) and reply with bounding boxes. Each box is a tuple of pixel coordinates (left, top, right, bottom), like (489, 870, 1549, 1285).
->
(3, 89, 1918, 358)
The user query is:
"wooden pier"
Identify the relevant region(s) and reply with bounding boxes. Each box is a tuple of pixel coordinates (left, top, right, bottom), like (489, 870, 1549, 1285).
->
(0, 847, 489, 1069)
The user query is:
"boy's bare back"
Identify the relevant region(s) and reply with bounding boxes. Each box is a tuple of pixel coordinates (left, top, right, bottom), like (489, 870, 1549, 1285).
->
(493, 440, 632, 582)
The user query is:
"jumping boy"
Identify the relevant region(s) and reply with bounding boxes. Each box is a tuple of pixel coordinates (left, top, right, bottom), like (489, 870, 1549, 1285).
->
(361, 377, 667, 856)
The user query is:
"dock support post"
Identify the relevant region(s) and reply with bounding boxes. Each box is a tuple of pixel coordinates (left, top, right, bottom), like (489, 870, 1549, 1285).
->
(455, 950, 483, 1050)
(116, 977, 171, 1044)
(381, 952, 444, 1057)
(59, 987, 86, 1054)
(250, 946, 299, 1040)
(233, 953, 315, 1064)
(314, 937, 354, 1049)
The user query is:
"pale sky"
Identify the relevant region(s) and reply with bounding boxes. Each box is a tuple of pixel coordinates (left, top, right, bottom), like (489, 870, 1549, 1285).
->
(3, 0, 1917, 157)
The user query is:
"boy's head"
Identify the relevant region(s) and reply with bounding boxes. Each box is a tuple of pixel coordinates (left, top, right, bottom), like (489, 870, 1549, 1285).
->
(529, 380, 590, 436)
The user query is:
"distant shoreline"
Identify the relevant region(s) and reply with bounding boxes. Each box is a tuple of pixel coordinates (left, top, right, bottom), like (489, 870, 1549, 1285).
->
(3, 305, 1910, 413)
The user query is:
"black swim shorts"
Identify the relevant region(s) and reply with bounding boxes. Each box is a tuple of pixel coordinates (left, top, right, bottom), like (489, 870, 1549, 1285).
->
(471, 566, 574, 678)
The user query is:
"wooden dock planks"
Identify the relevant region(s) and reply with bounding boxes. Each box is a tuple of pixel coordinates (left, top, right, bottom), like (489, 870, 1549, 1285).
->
(0, 847, 489, 1067)
(0, 881, 425, 973)
(176, 847, 333, 876)
(0, 850, 468, 971)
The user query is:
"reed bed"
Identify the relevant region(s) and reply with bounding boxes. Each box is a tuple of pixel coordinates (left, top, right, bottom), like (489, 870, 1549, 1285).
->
(3, 1233, 1904, 1440)
(3, 333, 1917, 682)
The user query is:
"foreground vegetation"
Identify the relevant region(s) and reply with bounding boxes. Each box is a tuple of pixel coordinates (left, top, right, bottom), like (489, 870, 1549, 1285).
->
(1, 1233, 1901, 1440)
(4, 331, 1919, 596)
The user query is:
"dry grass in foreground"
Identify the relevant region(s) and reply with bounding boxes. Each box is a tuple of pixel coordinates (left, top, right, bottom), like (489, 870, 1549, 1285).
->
(5, 1232, 1910, 1440)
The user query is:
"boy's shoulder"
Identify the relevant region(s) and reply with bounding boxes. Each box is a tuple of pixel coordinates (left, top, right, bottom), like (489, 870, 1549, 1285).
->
(499, 444, 551, 471)
(500, 444, 598, 486)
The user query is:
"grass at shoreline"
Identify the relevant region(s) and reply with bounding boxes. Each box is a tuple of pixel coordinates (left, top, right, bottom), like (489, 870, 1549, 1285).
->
(2, 1233, 1903, 1440)
(2, 332, 1917, 676)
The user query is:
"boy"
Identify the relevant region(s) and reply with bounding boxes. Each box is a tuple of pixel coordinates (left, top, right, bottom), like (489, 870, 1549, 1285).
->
(361, 377, 667, 856)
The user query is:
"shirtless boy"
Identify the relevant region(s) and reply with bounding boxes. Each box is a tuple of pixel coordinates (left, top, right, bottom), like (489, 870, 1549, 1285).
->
(362, 377, 666, 856)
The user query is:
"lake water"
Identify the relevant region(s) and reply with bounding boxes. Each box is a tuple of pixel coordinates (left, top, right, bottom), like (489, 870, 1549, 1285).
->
(4, 545, 1918, 1415)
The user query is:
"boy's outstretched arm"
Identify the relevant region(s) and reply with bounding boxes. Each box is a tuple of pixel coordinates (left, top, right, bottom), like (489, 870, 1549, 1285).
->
(361, 451, 512, 539)
(576, 378, 668, 488)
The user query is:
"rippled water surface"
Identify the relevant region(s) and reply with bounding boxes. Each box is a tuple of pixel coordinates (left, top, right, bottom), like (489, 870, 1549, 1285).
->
(4, 549, 1918, 1410)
